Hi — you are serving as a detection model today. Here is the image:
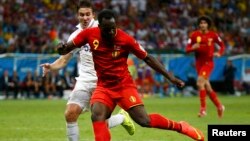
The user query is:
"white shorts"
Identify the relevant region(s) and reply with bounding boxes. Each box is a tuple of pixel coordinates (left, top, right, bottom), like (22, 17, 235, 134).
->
(67, 80, 96, 113)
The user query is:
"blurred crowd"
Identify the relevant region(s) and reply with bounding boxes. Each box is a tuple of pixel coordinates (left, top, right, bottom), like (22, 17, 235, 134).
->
(0, 0, 249, 55)
(0, 69, 76, 99)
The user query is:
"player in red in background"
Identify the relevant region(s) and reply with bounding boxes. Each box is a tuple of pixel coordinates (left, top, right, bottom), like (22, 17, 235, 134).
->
(56, 9, 204, 141)
(186, 15, 225, 118)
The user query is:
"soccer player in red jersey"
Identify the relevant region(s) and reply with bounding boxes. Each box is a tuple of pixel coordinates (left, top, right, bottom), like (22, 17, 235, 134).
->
(41, 1, 135, 141)
(57, 9, 204, 141)
(186, 15, 225, 118)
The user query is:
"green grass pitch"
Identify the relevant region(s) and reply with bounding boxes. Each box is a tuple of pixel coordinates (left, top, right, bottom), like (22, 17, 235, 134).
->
(0, 95, 250, 141)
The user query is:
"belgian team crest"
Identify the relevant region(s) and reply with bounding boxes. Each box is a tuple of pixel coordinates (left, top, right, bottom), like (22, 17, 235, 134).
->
(196, 36, 201, 43)
(112, 45, 121, 58)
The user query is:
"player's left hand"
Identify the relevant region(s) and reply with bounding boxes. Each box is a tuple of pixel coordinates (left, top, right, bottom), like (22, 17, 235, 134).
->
(170, 77, 185, 88)
(213, 52, 221, 57)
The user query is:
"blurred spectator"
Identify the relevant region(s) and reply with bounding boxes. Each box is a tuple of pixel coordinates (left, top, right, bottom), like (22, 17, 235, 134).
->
(48, 71, 60, 98)
(242, 82, 250, 94)
(127, 57, 138, 83)
(0, 70, 20, 99)
(0, 70, 11, 99)
(62, 71, 75, 90)
(56, 75, 68, 99)
(135, 61, 145, 96)
(136, 61, 155, 97)
(10, 70, 20, 99)
(153, 55, 165, 97)
(22, 71, 34, 99)
(42, 72, 54, 99)
(223, 60, 237, 95)
(33, 71, 43, 98)
(53, 70, 75, 99)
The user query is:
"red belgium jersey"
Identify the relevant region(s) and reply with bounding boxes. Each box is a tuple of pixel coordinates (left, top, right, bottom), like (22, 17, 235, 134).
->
(186, 30, 225, 66)
(73, 27, 147, 87)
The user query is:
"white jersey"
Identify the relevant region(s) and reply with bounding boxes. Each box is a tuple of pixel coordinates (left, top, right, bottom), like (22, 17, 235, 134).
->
(67, 19, 98, 82)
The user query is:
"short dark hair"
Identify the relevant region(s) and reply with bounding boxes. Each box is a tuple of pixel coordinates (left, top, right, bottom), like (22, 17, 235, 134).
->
(77, 0, 94, 11)
(97, 9, 117, 24)
(197, 15, 212, 28)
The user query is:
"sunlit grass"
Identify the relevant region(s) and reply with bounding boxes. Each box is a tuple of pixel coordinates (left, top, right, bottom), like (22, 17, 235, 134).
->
(0, 95, 249, 141)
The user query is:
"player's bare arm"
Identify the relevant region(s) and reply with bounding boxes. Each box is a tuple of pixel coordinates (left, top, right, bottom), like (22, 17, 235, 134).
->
(143, 54, 185, 87)
(40, 53, 72, 77)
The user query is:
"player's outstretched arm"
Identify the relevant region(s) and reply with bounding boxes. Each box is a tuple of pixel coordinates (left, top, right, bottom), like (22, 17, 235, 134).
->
(40, 53, 72, 77)
(143, 54, 185, 87)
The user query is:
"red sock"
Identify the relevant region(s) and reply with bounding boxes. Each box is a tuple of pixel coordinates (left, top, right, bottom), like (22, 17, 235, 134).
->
(209, 91, 221, 108)
(149, 114, 181, 131)
(92, 121, 110, 141)
(199, 90, 206, 110)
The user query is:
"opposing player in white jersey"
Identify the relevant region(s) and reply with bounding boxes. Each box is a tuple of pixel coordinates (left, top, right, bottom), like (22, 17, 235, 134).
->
(40, 1, 135, 141)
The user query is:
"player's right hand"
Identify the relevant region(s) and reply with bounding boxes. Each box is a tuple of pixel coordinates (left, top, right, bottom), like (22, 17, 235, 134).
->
(40, 63, 51, 77)
(192, 43, 200, 50)
(170, 77, 185, 88)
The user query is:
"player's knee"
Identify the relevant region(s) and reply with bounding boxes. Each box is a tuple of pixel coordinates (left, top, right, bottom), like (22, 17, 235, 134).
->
(135, 117, 150, 127)
(196, 81, 204, 89)
(65, 110, 79, 122)
(91, 110, 107, 121)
